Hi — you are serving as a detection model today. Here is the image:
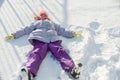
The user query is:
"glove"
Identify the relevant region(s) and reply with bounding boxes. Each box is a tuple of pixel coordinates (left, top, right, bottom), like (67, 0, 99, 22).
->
(73, 32, 83, 38)
(5, 34, 15, 40)
(34, 14, 41, 20)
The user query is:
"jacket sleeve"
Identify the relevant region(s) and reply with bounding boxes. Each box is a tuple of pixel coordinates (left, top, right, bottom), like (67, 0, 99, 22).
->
(13, 21, 39, 38)
(54, 23, 74, 38)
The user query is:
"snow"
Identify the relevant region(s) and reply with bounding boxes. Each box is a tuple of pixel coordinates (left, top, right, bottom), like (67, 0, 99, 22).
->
(0, 0, 120, 80)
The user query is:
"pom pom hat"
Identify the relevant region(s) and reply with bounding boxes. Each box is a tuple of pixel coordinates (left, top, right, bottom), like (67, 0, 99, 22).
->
(34, 10, 50, 20)
(38, 10, 50, 20)
(39, 10, 48, 17)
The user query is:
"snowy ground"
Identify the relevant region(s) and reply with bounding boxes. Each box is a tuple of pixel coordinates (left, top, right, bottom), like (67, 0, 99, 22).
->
(0, 0, 120, 80)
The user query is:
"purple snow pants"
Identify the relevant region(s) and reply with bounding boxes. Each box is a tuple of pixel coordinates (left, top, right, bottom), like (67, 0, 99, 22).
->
(26, 40, 75, 76)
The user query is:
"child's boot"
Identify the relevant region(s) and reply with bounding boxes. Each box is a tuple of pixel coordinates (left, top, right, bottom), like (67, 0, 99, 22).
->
(20, 67, 33, 80)
(70, 63, 82, 79)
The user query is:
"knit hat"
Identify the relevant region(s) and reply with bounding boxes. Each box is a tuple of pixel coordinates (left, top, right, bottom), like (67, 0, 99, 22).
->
(34, 10, 50, 20)
(39, 10, 48, 17)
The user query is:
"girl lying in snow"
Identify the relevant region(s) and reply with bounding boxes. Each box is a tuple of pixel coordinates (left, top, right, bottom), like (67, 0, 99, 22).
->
(5, 10, 82, 80)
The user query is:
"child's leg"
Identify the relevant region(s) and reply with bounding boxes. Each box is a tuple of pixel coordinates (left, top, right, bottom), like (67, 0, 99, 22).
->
(48, 40, 75, 72)
(26, 40, 48, 76)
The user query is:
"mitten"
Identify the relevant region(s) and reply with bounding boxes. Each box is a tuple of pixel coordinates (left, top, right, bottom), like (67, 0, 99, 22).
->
(5, 34, 15, 40)
(73, 32, 83, 38)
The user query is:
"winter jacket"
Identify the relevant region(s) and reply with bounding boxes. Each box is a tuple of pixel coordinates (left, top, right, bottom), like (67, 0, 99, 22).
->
(13, 20, 74, 45)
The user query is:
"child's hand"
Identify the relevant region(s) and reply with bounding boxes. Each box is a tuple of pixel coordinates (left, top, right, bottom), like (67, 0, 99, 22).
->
(34, 14, 41, 20)
(73, 32, 83, 38)
(5, 34, 15, 40)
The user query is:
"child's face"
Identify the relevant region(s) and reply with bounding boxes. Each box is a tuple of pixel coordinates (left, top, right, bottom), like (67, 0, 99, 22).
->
(40, 14, 48, 19)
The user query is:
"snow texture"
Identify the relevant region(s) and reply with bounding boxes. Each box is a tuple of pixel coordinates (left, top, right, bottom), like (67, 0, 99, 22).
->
(0, 0, 120, 80)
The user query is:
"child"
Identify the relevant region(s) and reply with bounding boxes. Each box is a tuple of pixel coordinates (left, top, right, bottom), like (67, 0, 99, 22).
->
(5, 10, 82, 80)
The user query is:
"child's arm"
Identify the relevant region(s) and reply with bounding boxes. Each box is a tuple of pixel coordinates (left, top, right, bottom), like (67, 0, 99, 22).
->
(5, 22, 39, 40)
(54, 23, 83, 38)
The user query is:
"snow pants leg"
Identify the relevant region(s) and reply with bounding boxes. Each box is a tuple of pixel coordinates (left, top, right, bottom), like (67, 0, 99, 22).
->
(26, 40, 48, 76)
(26, 40, 75, 76)
(48, 40, 75, 72)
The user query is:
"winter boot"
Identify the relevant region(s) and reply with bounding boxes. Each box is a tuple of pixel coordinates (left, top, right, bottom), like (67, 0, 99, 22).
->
(20, 68, 33, 80)
(70, 63, 82, 79)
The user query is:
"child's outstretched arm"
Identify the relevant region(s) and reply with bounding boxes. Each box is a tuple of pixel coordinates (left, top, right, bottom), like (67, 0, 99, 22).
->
(54, 23, 83, 38)
(5, 21, 39, 40)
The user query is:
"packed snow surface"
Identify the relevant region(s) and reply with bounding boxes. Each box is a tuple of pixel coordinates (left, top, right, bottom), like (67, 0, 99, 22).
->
(0, 0, 120, 80)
